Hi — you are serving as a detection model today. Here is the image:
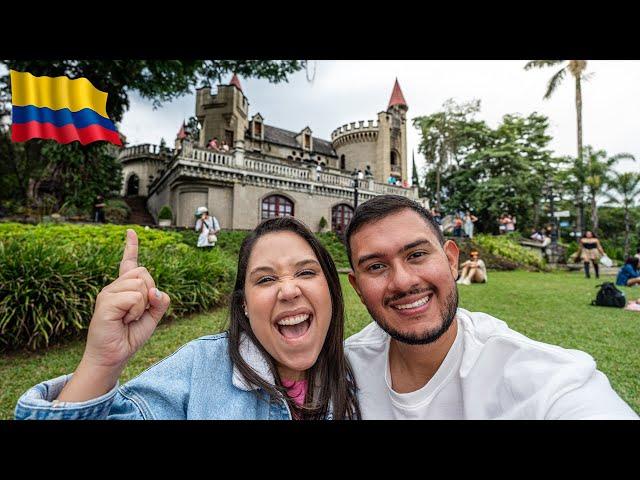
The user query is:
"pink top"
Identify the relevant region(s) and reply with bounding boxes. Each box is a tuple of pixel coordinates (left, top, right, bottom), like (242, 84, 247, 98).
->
(281, 378, 308, 408)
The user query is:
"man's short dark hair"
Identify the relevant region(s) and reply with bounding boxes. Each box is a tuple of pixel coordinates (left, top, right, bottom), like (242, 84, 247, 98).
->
(345, 195, 445, 269)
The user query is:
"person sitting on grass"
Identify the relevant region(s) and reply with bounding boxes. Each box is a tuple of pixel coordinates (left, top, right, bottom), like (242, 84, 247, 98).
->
(456, 249, 487, 285)
(616, 256, 640, 287)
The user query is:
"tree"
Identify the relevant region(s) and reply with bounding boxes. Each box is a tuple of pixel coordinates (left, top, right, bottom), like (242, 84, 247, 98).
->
(524, 60, 590, 233)
(605, 172, 640, 258)
(411, 151, 420, 188)
(413, 99, 483, 209)
(583, 146, 635, 234)
(442, 112, 556, 233)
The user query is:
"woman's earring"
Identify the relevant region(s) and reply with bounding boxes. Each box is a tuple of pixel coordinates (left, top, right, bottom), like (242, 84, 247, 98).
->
(243, 306, 249, 317)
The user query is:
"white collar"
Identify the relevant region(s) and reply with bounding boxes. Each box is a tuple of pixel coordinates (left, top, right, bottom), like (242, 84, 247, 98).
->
(231, 333, 276, 391)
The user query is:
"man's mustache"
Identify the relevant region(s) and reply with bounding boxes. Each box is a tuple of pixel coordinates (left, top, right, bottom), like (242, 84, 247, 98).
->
(384, 286, 433, 306)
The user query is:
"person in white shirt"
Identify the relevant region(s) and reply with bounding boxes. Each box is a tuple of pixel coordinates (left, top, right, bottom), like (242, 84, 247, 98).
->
(343, 195, 638, 419)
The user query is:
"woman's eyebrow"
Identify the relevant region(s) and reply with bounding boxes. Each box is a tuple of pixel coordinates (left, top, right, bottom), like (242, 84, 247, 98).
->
(249, 259, 320, 276)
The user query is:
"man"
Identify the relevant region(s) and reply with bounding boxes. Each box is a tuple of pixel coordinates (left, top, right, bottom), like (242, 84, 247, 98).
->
(457, 249, 487, 285)
(344, 195, 637, 419)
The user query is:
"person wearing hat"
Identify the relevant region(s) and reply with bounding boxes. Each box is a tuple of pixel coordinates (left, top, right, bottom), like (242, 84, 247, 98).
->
(195, 207, 220, 248)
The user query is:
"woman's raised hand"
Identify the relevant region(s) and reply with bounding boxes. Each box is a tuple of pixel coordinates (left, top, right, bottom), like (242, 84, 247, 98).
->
(57, 229, 170, 402)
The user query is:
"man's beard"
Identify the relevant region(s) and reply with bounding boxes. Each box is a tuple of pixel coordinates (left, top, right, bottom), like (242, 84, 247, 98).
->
(367, 283, 458, 345)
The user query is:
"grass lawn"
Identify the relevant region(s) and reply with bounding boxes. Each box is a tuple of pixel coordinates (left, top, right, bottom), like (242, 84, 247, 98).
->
(1, 270, 638, 419)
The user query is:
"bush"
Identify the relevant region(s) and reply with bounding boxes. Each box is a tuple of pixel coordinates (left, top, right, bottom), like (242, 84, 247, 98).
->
(158, 205, 173, 221)
(316, 231, 350, 269)
(104, 198, 131, 224)
(0, 223, 235, 351)
(471, 234, 548, 271)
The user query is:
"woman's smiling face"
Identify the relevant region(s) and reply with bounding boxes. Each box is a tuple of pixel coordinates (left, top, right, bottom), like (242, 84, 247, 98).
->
(244, 231, 332, 380)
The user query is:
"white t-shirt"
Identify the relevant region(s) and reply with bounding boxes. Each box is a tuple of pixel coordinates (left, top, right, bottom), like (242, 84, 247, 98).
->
(344, 308, 638, 419)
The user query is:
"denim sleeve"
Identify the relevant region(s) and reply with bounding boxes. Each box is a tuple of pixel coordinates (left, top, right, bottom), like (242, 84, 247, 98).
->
(14, 373, 145, 420)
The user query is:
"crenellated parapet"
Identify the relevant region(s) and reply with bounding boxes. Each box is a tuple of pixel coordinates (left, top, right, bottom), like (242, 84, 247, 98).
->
(330, 119, 379, 147)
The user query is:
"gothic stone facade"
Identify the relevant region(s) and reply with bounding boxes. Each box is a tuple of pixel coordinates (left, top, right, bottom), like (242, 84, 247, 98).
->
(119, 77, 417, 232)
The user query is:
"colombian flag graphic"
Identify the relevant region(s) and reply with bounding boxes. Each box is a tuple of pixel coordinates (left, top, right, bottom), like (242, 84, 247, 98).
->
(10, 70, 122, 146)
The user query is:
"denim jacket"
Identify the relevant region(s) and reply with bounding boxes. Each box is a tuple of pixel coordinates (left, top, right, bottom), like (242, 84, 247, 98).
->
(15, 332, 306, 420)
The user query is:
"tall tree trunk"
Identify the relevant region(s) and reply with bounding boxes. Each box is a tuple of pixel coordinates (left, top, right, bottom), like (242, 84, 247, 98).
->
(575, 74, 584, 234)
(624, 206, 630, 258)
(591, 190, 598, 234)
(435, 164, 441, 210)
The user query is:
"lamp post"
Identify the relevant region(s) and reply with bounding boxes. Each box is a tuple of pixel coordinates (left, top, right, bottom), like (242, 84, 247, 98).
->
(352, 169, 359, 210)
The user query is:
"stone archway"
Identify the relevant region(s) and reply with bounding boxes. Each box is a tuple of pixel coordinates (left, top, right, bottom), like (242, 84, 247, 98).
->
(126, 173, 139, 196)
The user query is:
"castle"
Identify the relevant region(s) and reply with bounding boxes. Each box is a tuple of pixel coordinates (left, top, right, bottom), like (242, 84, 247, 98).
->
(118, 75, 419, 232)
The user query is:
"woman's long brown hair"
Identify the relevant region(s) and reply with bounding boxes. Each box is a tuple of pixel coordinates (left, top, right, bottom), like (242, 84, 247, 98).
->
(227, 216, 361, 420)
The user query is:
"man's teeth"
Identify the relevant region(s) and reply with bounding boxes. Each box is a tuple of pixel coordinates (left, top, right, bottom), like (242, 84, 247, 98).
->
(394, 296, 431, 310)
(277, 314, 310, 326)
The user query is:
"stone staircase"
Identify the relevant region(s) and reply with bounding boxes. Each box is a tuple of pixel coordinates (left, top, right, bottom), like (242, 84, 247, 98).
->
(124, 196, 155, 226)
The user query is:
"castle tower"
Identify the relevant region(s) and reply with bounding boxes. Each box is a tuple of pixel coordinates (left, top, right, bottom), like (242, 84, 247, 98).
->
(377, 78, 408, 183)
(331, 78, 408, 184)
(195, 73, 249, 149)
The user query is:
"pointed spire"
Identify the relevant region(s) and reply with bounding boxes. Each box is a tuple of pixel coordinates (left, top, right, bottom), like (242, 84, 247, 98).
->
(177, 120, 187, 140)
(387, 78, 408, 109)
(230, 73, 243, 92)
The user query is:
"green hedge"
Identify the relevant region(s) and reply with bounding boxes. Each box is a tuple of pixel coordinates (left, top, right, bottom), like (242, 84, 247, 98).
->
(470, 234, 548, 271)
(0, 223, 235, 351)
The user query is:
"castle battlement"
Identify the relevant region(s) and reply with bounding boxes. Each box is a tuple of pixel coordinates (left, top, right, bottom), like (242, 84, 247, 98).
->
(330, 120, 380, 148)
(331, 119, 379, 139)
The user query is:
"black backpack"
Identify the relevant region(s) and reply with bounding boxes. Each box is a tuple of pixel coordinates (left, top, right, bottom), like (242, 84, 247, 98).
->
(591, 282, 626, 308)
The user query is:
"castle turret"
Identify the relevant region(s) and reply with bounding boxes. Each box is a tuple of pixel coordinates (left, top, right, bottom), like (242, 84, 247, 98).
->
(195, 74, 249, 149)
(331, 78, 408, 184)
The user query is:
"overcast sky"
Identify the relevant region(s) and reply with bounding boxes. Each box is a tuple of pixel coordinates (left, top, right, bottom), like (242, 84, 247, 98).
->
(119, 60, 640, 179)
(6, 61, 640, 178)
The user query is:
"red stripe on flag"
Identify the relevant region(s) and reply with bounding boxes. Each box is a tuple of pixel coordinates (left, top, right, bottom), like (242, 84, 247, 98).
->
(11, 121, 122, 146)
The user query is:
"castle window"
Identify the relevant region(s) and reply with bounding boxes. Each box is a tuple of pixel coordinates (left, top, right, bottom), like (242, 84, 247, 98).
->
(287, 155, 293, 161)
(304, 134, 311, 149)
(340, 154, 346, 170)
(390, 151, 398, 168)
(332, 204, 354, 235)
(254, 121, 262, 137)
(262, 195, 294, 220)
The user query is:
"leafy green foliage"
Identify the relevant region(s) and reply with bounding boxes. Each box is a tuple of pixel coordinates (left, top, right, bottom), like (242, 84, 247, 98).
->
(471, 234, 547, 271)
(316, 231, 350, 269)
(104, 198, 131, 224)
(158, 205, 173, 221)
(0, 223, 235, 350)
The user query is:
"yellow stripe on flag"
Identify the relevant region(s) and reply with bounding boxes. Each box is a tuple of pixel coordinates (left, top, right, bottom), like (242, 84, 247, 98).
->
(10, 70, 109, 118)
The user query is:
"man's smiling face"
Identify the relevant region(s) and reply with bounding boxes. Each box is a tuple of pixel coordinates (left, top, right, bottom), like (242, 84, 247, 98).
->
(348, 209, 460, 345)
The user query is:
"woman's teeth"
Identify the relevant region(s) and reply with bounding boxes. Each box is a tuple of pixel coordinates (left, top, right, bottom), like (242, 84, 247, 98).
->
(394, 296, 431, 310)
(277, 314, 310, 326)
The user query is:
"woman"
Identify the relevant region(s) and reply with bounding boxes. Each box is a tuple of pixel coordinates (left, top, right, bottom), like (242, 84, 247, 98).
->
(463, 211, 478, 239)
(15, 217, 361, 420)
(195, 207, 220, 248)
(575, 230, 606, 279)
(457, 249, 487, 285)
(616, 256, 640, 287)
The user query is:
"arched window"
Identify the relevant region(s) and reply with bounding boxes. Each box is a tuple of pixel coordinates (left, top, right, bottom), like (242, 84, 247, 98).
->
(340, 154, 346, 170)
(332, 204, 354, 235)
(262, 195, 294, 220)
(390, 151, 398, 168)
(126, 173, 139, 196)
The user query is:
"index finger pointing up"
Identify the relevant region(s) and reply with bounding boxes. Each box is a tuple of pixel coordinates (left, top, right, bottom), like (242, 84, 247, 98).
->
(119, 229, 139, 276)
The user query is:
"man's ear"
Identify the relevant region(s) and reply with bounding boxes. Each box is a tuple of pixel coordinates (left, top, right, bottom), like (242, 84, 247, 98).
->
(443, 239, 460, 278)
(348, 271, 366, 304)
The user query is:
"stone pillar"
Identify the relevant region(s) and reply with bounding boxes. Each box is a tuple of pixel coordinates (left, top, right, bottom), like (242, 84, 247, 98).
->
(233, 139, 245, 168)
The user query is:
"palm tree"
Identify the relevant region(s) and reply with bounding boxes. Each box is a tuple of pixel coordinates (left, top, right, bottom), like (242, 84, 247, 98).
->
(605, 172, 640, 258)
(524, 60, 589, 233)
(584, 146, 635, 234)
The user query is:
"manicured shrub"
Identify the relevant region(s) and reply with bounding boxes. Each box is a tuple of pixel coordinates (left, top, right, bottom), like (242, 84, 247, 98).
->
(158, 205, 173, 221)
(104, 198, 131, 224)
(471, 234, 547, 271)
(0, 223, 235, 351)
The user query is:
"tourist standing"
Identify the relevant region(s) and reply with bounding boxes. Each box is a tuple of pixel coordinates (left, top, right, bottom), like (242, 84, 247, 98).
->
(575, 231, 607, 279)
(463, 211, 478, 239)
